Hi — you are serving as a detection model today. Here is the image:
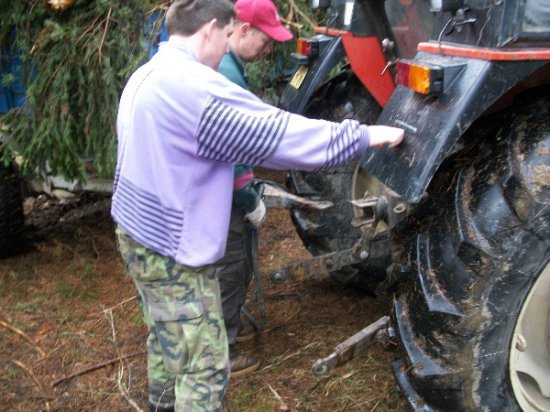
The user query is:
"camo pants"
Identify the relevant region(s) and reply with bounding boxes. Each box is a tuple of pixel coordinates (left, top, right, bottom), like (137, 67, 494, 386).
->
(116, 228, 229, 412)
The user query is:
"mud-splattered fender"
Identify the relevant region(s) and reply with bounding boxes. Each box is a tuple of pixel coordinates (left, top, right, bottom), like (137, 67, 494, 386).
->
(362, 54, 548, 204)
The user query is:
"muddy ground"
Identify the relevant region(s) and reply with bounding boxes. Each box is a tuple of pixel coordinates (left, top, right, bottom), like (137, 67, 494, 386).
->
(0, 170, 407, 411)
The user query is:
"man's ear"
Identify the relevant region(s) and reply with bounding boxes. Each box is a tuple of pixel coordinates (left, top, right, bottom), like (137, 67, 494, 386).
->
(240, 22, 251, 37)
(203, 18, 218, 39)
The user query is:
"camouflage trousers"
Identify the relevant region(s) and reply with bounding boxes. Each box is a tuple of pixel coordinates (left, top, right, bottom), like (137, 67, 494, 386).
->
(116, 228, 229, 412)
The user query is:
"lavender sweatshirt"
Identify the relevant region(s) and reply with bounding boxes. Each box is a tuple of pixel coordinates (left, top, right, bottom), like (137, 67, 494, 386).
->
(111, 41, 370, 267)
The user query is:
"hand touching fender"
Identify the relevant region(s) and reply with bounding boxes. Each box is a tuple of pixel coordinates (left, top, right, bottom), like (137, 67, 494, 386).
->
(367, 125, 405, 148)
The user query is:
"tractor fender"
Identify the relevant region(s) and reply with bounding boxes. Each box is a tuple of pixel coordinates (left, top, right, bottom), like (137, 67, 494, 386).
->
(362, 54, 548, 204)
(279, 36, 346, 114)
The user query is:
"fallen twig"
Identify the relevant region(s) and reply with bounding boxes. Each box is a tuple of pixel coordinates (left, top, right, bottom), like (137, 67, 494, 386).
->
(0, 319, 45, 357)
(88, 295, 137, 335)
(51, 350, 146, 387)
(268, 384, 289, 411)
(12, 360, 52, 411)
(369, 399, 381, 412)
(105, 308, 117, 343)
(117, 365, 143, 412)
(103, 296, 137, 313)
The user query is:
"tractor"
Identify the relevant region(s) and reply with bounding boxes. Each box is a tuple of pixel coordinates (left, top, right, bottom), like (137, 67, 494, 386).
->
(278, 0, 550, 410)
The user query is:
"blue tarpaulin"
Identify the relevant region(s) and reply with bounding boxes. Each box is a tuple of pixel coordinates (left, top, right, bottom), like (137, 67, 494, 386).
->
(0, 30, 25, 113)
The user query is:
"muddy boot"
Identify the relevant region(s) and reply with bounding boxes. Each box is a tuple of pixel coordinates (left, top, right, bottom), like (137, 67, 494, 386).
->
(236, 319, 257, 342)
(230, 353, 260, 378)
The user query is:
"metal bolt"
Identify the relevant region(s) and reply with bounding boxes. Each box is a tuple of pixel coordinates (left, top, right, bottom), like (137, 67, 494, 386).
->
(271, 271, 286, 284)
(312, 361, 328, 376)
(381, 38, 394, 52)
(359, 250, 369, 260)
(324, 258, 334, 269)
(393, 202, 407, 214)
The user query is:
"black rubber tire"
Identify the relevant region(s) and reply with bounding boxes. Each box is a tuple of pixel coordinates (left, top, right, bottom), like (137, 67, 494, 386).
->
(392, 95, 550, 410)
(286, 71, 389, 292)
(0, 161, 24, 258)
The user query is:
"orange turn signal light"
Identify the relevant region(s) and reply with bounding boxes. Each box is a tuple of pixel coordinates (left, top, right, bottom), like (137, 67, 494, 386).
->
(395, 60, 443, 95)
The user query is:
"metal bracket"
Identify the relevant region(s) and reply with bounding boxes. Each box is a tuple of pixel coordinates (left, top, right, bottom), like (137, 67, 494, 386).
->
(312, 316, 390, 375)
(262, 182, 334, 211)
(270, 196, 383, 284)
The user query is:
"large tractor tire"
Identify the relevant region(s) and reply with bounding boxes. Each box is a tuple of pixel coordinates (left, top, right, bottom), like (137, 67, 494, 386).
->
(287, 71, 390, 292)
(0, 161, 24, 258)
(392, 96, 550, 410)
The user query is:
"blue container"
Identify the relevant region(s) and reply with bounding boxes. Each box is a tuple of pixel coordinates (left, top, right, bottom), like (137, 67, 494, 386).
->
(0, 31, 26, 113)
(0, 30, 25, 113)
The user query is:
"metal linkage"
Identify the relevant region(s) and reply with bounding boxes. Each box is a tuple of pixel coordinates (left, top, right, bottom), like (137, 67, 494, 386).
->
(262, 182, 334, 211)
(271, 247, 358, 283)
(271, 195, 383, 284)
(312, 316, 390, 375)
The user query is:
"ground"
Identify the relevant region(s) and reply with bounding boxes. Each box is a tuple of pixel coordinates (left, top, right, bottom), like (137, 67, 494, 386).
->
(0, 170, 407, 411)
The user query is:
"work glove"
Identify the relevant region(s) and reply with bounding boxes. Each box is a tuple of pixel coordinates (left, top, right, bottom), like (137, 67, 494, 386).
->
(245, 198, 266, 229)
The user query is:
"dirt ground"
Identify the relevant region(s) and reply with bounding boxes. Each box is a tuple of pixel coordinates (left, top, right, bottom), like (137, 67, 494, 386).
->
(0, 170, 407, 411)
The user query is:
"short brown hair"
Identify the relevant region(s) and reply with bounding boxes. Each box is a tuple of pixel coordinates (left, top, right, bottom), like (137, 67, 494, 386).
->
(166, 0, 235, 36)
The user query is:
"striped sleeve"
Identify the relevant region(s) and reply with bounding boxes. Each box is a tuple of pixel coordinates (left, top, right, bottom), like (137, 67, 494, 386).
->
(197, 97, 290, 165)
(197, 97, 370, 170)
(313, 120, 364, 171)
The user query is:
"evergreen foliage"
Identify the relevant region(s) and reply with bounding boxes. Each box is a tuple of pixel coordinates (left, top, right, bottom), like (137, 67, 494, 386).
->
(0, 0, 162, 182)
(0, 0, 316, 183)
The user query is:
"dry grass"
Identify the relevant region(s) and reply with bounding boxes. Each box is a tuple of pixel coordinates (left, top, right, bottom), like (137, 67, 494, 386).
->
(0, 171, 407, 411)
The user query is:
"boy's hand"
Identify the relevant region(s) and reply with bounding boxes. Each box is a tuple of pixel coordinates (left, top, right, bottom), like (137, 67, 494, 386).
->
(367, 125, 405, 148)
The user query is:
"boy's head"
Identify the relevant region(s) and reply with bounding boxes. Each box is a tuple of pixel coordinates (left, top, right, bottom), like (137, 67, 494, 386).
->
(166, 0, 235, 36)
(166, 0, 236, 69)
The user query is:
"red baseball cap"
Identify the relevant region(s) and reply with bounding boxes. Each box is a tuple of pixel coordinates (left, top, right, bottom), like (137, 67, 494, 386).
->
(235, 0, 293, 42)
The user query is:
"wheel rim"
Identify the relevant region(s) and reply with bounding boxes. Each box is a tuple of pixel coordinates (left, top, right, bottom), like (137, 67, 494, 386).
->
(351, 166, 389, 233)
(510, 260, 550, 411)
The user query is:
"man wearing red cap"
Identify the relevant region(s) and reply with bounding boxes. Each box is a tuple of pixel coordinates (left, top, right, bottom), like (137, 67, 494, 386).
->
(215, 0, 293, 378)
